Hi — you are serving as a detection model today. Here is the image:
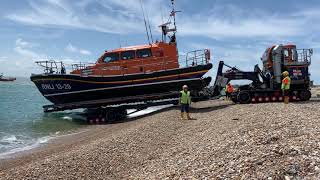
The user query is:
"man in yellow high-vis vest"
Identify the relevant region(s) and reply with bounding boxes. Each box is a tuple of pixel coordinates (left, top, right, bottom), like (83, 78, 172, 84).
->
(281, 71, 291, 104)
(180, 85, 192, 120)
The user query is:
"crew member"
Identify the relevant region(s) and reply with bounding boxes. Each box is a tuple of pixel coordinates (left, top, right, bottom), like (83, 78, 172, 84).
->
(225, 83, 234, 100)
(180, 85, 192, 120)
(281, 71, 291, 104)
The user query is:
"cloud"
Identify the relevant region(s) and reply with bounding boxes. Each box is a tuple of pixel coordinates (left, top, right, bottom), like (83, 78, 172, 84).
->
(176, 4, 320, 40)
(188, 42, 264, 65)
(7, 39, 91, 77)
(14, 46, 39, 58)
(65, 43, 91, 55)
(4, 39, 44, 76)
(5, 0, 320, 40)
(179, 18, 301, 39)
(14, 38, 42, 58)
(0, 56, 8, 61)
(5, 0, 156, 34)
(65, 43, 77, 52)
(16, 38, 32, 48)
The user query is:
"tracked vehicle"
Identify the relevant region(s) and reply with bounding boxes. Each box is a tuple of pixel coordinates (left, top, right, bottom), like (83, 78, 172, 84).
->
(211, 44, 313, 104)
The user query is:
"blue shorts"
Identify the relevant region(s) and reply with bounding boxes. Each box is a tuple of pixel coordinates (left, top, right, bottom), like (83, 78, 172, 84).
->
(283, 90, 290, 96)
(181, 104, 190, 113)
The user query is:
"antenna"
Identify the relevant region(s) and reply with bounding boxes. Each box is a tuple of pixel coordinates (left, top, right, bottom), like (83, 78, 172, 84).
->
(171, 0, 176, 28)
(125, 37, 128, 47)
(118, 35, 122, 48)
(160, 5, 164, 24)
(158, 0, 180, 43)
(145, 6, 154, 43)
(170, 0, 180, 31)
(140, 0, 151, 45)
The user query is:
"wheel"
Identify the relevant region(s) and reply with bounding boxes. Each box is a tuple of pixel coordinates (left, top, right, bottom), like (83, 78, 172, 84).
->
(299, 90, 311, 101)
(231, 96, 238, 103)
(230, 93, 238, 103)
(114, 108, 127, 120)
(237, 91, 251, 104)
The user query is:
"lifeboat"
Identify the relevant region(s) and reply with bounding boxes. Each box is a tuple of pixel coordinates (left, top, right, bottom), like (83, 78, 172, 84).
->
(0, 73, 16, 82)
(30, 1, 213, 106)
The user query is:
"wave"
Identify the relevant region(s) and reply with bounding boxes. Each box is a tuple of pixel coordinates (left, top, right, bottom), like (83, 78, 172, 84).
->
(0, 135, 51, 159)
(0, 135, 18, 143)
(0, 130, 85, 159)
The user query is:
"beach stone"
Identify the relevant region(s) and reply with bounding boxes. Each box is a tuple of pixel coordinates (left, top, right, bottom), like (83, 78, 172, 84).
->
(1, 99, 320, 179)
(287, 164, 300, 175)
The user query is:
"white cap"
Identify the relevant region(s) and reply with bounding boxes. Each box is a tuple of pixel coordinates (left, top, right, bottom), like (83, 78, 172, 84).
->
(183, 85, 188, 89)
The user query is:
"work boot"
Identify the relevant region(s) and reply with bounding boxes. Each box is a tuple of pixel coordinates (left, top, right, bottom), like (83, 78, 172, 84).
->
(180, 112, 185, 120)
(284, 96, 289, 104)
(186, 113, 191, 120)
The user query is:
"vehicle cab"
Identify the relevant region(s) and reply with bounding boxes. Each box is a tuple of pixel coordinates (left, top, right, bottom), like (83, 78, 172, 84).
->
(261, 44, 312, 84)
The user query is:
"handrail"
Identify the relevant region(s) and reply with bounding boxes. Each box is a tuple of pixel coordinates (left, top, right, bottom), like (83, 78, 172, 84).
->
(296, 49, 312, 63)
(284, 48, 313, 66)
(185, 49, 210, 67)
(35, 60, 66, 74)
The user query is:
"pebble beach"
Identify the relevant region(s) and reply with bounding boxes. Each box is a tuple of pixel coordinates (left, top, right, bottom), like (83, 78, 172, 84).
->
(1, 95, 320, 179)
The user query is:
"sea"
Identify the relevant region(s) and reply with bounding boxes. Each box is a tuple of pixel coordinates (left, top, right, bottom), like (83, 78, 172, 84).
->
(0, 77, 170, 158)
(0, 77, 86, 158)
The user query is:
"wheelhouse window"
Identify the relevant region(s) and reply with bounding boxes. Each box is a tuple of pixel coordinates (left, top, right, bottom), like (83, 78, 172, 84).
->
(121, 51, 135, 60)
(104, 53, 119, 63)
(137, 49, 152, 58)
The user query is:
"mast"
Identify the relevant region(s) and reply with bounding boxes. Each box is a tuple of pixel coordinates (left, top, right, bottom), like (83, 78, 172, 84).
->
(140, 0, 151, 45)
(171, 0, 177, 32)
(159, 0, 180, 43)
(145, 7, 154, 43)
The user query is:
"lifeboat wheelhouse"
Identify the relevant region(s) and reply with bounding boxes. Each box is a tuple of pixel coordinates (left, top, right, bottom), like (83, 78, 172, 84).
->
(71, 42, 179, 76)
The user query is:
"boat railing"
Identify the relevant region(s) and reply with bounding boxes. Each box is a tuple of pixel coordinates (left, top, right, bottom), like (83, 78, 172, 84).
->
(284, 49, 313, 66)
(185, 49, 211, 67)
(71, 62, 95, 71)
(35, 60, 67, 74)
(296, 49, 312, 64)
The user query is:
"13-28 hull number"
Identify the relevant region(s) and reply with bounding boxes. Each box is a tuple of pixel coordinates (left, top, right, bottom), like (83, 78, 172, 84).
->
(41, 84, 72, 90)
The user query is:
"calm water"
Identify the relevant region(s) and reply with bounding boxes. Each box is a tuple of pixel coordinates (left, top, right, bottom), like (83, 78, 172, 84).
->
(0, 78, 85, 157)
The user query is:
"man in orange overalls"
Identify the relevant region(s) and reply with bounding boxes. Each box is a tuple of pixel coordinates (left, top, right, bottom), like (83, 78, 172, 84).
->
(225, 83, 234, 100)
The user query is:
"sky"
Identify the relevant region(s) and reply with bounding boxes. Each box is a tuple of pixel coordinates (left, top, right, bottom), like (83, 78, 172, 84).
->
(0, 0, 319, 84)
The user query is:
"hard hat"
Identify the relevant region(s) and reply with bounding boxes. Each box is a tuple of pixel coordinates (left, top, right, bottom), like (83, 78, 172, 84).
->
(183, 85, 188, 89)
(282, 71, 289, 76)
